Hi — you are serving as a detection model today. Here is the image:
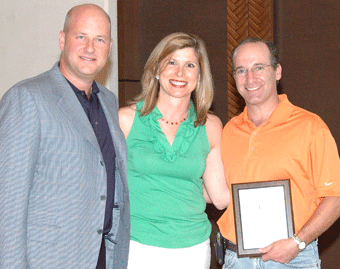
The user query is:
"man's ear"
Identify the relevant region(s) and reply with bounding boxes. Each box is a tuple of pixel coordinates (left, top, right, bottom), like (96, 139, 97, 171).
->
(109, 39, 113, 56)
(59, 31, 66, 51)
(275, 64, 282, 81)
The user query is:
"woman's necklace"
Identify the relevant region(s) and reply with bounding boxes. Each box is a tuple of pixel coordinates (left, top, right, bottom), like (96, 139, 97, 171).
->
(160, 117, 187, 125)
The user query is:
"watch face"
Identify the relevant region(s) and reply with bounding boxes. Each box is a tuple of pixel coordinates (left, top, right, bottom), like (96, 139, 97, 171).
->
(299, 242, 306, 250)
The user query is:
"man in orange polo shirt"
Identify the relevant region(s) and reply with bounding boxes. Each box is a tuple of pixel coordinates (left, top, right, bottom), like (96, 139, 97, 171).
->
(217, 37, 340, 268)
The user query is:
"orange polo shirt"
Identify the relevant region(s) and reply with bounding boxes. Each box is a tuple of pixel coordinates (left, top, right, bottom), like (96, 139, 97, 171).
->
(218, 94, 340, 244)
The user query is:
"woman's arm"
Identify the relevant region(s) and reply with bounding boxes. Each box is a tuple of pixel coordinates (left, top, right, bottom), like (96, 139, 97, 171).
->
(202, 114, 230, 210)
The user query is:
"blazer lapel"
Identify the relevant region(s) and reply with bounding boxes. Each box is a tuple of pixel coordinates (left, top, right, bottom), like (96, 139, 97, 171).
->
(97, 90, 121, 152)
(48, 63, 101, 155)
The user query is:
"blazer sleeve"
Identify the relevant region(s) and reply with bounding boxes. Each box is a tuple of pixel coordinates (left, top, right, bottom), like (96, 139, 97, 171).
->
(0, 86, 40, 268)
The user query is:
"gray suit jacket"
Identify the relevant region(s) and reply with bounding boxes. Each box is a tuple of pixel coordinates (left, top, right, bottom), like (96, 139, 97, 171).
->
(0, 62, 130, 268)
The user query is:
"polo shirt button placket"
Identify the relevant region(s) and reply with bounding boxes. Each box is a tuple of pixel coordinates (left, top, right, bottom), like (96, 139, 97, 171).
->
(249, 130, 258, 158)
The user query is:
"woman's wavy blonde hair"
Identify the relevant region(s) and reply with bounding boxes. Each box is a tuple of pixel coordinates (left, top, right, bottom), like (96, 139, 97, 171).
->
(132, 32, 214, 127)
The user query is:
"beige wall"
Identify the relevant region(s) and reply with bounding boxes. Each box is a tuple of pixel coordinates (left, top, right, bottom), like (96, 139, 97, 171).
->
(0, 0, 118, 98)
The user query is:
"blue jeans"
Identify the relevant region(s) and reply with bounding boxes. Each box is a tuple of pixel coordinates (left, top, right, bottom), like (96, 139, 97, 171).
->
(223, 240, 321, 269)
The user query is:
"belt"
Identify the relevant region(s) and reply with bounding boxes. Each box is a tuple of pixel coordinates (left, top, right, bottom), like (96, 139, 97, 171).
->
(222, 237, 237, 252)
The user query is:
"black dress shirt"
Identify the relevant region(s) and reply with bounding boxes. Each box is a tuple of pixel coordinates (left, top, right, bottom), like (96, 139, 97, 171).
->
(68, 80, 116, 234)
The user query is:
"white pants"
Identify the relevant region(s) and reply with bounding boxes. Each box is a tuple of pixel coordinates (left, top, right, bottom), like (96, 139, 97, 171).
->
(127, 239, 211, 269)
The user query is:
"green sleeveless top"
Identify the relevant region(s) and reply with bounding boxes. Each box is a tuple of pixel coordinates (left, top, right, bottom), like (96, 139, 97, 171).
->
(126, 101, 211, 248)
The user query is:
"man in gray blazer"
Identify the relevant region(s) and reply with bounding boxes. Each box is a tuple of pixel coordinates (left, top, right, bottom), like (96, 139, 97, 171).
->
(0, 4, 129, 268)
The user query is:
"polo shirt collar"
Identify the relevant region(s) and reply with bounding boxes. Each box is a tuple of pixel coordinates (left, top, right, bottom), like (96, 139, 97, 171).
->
(235, 94, 295, 126)
(268, 94, 294, 124)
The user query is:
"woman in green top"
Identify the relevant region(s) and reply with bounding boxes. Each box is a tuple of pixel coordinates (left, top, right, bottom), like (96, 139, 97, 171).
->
(119, 32, 230, 269)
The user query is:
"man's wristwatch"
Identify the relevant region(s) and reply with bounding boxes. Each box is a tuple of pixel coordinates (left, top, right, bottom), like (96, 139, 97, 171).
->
(292, 234, 306, 250)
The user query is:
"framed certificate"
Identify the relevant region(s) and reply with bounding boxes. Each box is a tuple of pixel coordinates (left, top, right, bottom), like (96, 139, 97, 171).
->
(232, 179, 294, 257)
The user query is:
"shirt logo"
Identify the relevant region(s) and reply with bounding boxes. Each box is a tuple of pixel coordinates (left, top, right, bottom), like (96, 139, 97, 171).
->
(325, 182, 334, 186)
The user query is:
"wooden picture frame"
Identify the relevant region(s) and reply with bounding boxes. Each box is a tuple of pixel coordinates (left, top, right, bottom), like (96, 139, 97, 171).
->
(232, 179, 294, 257)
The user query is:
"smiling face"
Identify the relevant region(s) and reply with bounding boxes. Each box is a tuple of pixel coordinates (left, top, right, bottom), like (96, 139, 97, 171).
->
(233, 42, 282, 109)
(59, 5, 112, 84)
(158, 47, 200, 101)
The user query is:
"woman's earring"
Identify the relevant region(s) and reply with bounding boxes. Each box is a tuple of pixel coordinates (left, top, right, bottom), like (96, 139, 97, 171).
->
(156, 75, 159, 80)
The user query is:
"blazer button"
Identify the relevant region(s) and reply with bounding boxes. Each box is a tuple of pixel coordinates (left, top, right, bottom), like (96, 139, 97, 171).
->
(101, 195, 106, 200)
(97, 229, 103, 235)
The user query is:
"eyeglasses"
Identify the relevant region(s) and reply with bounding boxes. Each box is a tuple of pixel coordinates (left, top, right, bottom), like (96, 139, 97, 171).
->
(234, 64, 272, 78)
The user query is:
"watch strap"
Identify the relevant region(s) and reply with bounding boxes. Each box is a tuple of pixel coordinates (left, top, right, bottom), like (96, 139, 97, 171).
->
(292, 234, 306, 250)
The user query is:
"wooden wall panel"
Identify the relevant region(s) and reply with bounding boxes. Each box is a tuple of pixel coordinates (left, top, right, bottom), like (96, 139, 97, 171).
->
(227, 0, 274, 119)
(117, 0, 142, 107)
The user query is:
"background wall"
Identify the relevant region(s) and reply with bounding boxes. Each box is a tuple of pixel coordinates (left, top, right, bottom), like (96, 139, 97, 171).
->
(275, 1, 340, 267)
(0, 0, 118, 98)
(276, 0, 340, 154)
(118, 0, 229, 124)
